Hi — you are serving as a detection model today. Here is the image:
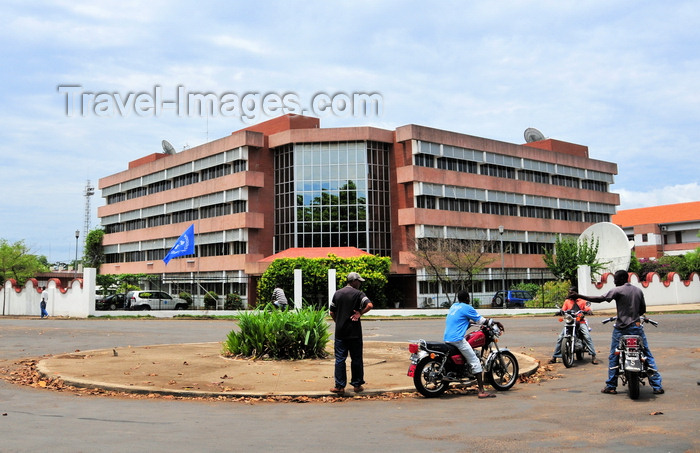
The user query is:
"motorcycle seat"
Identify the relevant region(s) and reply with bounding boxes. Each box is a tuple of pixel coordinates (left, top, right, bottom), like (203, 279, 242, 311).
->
(424, 341, 459, 354)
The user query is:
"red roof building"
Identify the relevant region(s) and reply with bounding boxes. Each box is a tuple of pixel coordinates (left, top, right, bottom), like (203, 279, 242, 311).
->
(612, 201, 700, 260)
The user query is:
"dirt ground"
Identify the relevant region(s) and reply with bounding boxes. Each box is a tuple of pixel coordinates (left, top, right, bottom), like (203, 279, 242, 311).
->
(35, 341, 536, 398)
(36, 341, 419, 397)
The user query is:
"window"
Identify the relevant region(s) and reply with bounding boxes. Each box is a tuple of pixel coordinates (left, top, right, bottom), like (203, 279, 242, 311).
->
(552, 175, 579, 188)
(482, 202, 518, 216)
(437, 157, 477, 174)
(481, 164, 515, 179)
(582, 180, 607, 192)
(201, 164, 231, 181)
(519, 170, 549, 184)
(414, 154, 434, 167)
(173, 173, 199, 188)
(148, 180, 172, 194)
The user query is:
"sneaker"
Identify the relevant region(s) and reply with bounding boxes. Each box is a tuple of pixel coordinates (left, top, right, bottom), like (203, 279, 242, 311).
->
(653, 388, 665, 395)
(353, 385, 364, 393)
(548, 357, 557, 364)
(330, 387, 345, 395)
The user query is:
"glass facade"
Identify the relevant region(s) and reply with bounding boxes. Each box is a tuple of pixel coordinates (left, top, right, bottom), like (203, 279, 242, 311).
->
(274, 140, 391, 256)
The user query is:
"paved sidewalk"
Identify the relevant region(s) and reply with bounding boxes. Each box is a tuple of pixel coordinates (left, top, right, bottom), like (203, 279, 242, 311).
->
(37, 341, 538, 398)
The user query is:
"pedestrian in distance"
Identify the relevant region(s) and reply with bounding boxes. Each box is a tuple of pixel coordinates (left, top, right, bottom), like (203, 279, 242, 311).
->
(40, 286, 49, 318)
(575, 269, 664, 395)
(271, 286, 288, 309)
(329, 272, 373, 395)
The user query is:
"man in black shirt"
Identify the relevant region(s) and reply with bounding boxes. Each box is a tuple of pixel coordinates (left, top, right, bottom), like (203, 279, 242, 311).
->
(329, 272, 373, 395)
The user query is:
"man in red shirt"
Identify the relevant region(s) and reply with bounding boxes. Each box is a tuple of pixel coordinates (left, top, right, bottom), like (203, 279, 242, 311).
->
(548, 288, 598, 365)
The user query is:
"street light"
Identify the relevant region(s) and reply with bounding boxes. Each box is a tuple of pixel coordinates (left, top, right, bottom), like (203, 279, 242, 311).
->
(74, 229, 80, 279)
(499, 225, 505, 308)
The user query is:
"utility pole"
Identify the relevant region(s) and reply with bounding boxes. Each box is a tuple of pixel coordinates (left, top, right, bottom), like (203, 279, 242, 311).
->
(83, 180, 95, 247)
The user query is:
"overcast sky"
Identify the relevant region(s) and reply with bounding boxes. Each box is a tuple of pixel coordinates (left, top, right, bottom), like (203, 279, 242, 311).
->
(1, 1, 698, 263)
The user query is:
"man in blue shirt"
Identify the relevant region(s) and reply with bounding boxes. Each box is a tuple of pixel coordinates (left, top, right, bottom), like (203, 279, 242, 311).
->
(444, 289, 504, 399)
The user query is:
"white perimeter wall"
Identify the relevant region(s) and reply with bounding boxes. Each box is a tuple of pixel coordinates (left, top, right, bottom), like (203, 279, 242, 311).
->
(578, 265, 700, 310)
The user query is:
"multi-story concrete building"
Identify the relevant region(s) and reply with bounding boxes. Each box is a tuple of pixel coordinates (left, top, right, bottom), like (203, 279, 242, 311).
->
(98, 114, 619, 307)
(612, 201, 700, 260)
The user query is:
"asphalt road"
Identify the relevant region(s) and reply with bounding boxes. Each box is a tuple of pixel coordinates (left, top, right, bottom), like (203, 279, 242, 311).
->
(1, 314, 699, 452)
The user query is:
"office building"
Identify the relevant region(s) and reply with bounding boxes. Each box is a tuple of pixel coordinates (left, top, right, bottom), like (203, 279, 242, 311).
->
(98, 115, 619, 307)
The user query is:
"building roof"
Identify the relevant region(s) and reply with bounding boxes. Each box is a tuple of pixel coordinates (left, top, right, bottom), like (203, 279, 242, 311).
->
(612, 201, 700, 227)
(259, 247, 372, 262)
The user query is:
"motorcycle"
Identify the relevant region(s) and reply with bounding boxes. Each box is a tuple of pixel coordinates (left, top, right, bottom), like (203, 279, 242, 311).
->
(556, 305, 593, 368)
(407, 320, 519, 398)
(601, 315, 659, 400)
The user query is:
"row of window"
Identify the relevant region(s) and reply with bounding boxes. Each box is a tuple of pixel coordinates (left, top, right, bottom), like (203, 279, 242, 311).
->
(104, 242, 248, 264)
(415, 155, 609, 192)
(106, 161, 247, 205)
(104, 201, 247, 234)
(415, 195, 610, 223)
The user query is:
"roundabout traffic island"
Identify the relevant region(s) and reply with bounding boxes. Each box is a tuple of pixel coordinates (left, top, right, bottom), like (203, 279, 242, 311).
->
(1, 342, 540, 402)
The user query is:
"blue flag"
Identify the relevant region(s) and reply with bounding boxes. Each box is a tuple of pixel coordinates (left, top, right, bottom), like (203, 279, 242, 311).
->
(163, 224, 195, 265)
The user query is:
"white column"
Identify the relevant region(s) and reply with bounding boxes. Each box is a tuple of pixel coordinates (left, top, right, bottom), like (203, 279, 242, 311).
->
(294, 268, 302, 311)
(328, 269, 337, 309)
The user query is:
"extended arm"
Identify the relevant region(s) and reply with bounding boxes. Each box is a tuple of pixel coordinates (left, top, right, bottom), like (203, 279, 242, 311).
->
(574, 293, 612, 304)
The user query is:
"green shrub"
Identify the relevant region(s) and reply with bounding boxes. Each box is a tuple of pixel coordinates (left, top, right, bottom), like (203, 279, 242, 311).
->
(204, 291, 219, 309)
(225, 293, 244, 310)
(179, 292, 193, 304)
(222, 305, 330, 360)
(526, 280, 571, 308)
(513, 282, 540, 297)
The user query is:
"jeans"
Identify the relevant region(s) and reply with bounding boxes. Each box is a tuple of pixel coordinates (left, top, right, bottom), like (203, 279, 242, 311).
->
(553, 323, 595, 358)
(446, 338, 483, 373)
(607, 325, 662, 390)
(334, 337, 364, 388)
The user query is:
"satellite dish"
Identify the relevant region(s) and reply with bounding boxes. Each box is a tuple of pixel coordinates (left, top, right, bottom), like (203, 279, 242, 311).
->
(161, 140, 176, 155)
(579, 222, 633, 276)
(524, 127, 546, 143)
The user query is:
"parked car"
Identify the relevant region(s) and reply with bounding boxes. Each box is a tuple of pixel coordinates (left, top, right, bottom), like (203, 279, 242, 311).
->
(96, 293, 126, 310)
(491, 290, 533, 308)
(125, 290, 190, 310)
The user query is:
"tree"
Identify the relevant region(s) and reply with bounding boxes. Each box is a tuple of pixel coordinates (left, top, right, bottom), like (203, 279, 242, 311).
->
(410, 234, 496, 306)
(84, 228, 105, 271)
(0, 239, 49, 285)
(258, 254, 390, 309)
(543, 235, 607, 284)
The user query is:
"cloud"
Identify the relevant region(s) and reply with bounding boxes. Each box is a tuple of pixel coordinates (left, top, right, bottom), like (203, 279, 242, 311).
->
(617, 183, 700, 210)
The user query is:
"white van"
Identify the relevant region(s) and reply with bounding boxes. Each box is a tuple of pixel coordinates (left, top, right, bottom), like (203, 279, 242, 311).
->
(125, 290, 190, 310)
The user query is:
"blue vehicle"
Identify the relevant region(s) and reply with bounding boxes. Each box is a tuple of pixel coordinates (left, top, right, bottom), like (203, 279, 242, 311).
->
(491, 290, 533, 308)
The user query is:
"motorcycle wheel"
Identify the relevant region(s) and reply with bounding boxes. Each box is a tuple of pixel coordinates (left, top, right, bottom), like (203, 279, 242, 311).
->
(627, 371, 641, 400)
(413, 357, 448, 398)
(486, 351, 519, 391)
(561, 338, 574, 368)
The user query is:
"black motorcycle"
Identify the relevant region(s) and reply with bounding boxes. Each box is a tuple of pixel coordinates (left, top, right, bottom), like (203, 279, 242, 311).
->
(557, 306, 594, 368)
(601, 315, 659, 400)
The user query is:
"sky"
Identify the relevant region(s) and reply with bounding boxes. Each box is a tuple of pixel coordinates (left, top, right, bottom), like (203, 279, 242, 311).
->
(1, 0, 699, 264)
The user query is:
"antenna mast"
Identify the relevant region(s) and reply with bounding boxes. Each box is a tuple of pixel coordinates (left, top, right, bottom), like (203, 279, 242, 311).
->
(83, 180, 95, 246)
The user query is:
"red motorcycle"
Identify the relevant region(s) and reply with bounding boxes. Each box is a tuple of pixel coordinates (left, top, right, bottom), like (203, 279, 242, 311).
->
(407, 321, 519, 397)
